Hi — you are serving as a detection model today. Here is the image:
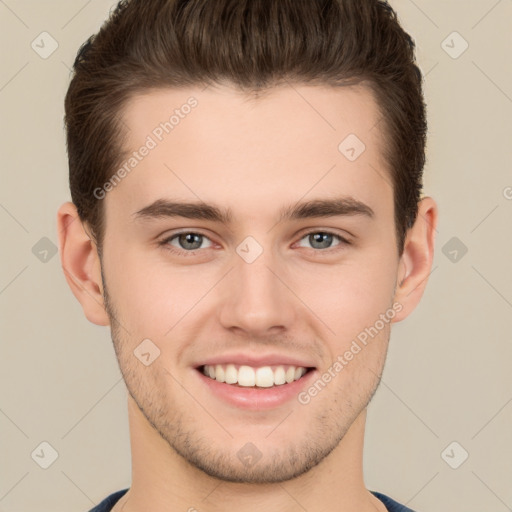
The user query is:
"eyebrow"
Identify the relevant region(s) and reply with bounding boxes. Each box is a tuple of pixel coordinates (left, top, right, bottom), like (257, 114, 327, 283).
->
(132, 196, 375, 224)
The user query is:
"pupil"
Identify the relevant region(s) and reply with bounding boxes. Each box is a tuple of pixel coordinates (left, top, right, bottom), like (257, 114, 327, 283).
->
(311, 232, 332, 249)
(180, 233, 202, 250)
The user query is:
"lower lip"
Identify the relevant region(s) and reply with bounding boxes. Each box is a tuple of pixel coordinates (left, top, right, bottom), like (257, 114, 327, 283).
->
(195, 368, 318, 410)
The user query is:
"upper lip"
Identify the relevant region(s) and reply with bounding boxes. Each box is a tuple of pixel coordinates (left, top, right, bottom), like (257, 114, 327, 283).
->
(195, 353, 317, 369)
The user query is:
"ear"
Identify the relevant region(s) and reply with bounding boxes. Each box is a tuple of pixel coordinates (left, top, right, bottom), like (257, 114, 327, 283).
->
(391, 196, 438, 323)
(56, 202, 110, 326)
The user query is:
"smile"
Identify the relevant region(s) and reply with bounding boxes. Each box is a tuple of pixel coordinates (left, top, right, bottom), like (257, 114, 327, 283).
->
(200, 363, 313, 388)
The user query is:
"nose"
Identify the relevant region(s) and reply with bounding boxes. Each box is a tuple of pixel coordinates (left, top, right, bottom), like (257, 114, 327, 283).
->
(218, 245, 296, 337)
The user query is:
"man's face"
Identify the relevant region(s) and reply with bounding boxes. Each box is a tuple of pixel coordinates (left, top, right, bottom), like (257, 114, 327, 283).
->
(100, 84, 402, 483)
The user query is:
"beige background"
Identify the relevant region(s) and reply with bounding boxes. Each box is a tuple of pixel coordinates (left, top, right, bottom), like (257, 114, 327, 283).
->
(1, 1, 511, 511)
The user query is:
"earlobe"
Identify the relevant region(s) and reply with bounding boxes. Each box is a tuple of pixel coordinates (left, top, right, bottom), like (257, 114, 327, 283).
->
(56, 202, 110, 326)
(391, 196, 438, 323)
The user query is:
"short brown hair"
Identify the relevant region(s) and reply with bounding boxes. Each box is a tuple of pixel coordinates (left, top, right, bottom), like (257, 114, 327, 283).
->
(65, 0, 426, 257)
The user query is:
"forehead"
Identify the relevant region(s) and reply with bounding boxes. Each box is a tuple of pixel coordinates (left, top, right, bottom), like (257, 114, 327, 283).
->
(106, 83, 392, 222)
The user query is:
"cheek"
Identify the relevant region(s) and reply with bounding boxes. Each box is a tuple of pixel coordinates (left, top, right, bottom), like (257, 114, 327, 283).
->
(295, 249, 397, 340)
(104, 247, 215, 336)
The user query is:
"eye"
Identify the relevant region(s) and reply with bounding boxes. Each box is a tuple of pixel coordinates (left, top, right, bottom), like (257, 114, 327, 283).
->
(296, 231, 350, 250)
(160, 232, 213, 252)
(158, 229, 350, 256)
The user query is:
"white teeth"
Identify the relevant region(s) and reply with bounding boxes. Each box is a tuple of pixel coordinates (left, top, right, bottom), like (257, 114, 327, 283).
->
(274, 366, 286, 385)
(202, 364, 309, 387)
(215, 364, 225, 383)
(225, 364, 237, 384)
(238, 366, 255, 387)
(255, 366, 274, 388)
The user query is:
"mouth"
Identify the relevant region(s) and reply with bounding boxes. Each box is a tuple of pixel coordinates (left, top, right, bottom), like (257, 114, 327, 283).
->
(197, 363, 316, 388)
(191, 350, 320, 410)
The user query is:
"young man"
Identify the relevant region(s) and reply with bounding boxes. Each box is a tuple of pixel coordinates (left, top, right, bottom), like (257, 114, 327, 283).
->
(57, 1, 437, 511)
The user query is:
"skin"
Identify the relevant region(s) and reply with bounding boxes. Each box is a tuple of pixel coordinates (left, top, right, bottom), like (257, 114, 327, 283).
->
(57, 83, 437, 512)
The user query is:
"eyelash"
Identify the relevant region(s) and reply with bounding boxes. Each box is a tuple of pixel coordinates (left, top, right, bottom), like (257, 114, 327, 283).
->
(158, 230, 351, 256)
